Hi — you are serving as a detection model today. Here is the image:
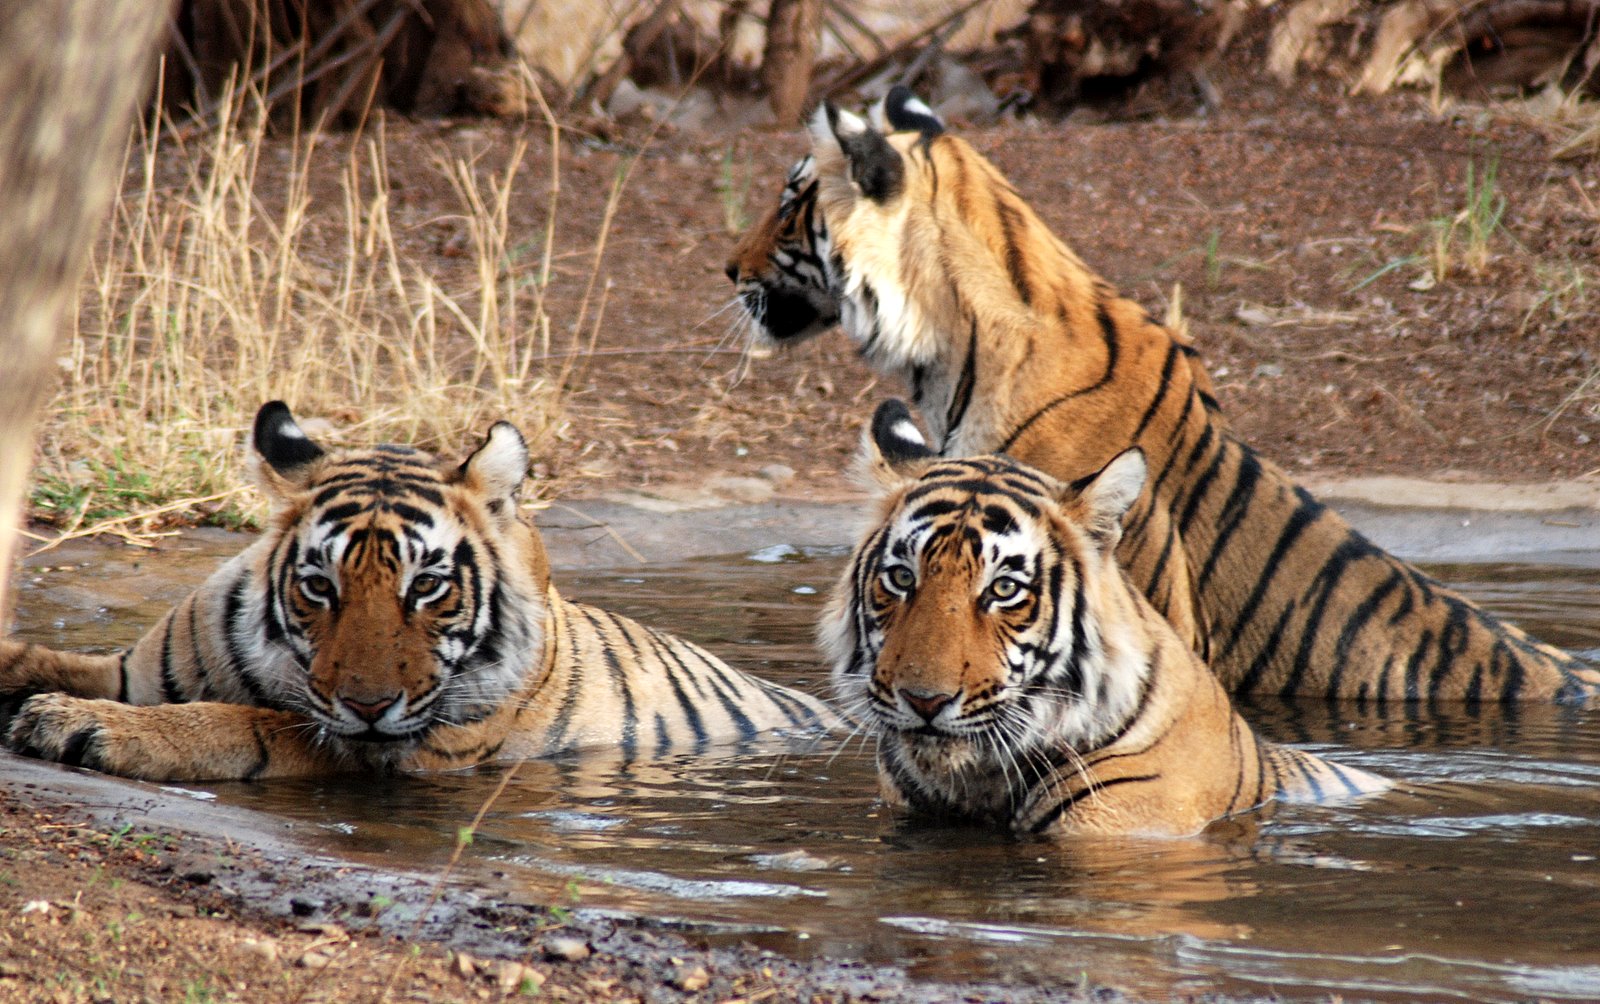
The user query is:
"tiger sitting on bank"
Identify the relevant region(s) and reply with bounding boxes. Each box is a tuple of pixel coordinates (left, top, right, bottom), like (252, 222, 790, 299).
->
(728, 86, 1600, 708)
(0, 402, 835, 782)
(828, 400, 1386, 837)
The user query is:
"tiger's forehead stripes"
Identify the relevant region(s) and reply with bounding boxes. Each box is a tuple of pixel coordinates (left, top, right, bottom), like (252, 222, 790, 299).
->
(889, 479, 1053, 579)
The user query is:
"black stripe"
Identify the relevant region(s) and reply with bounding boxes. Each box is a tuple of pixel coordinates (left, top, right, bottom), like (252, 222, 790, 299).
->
(941, 319, 978, 447)
(637, 628, 710, 748)
(1216, 493, 1318, 666)
(688, 642, 761, 742)
(1324, 574, 1404, 699)
(1028, 774, 1160, 834)
(1191, 452, 1263, 591)
(543, 605, 585, 749)
(996, 299, 1120, 454)
(996, 197, 1031, 306)
(244, 723, 273, 782)
(226, 577, 277, 707)
(1129, 341, 1179, 444)
(590, 610, 640, 760)
(158, 616, 185, 704)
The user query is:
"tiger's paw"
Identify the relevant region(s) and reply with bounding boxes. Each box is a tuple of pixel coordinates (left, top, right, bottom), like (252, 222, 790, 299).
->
(6, 695, 179, 780)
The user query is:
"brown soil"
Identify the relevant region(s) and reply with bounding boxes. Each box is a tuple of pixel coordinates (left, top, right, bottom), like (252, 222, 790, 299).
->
(5, 70, 1599, 1001)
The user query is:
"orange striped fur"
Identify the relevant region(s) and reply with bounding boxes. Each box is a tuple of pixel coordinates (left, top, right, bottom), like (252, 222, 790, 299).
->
(824, 401, 1386, 838)
(0, 404, 833, 781)
(729, 88, 1600, 708)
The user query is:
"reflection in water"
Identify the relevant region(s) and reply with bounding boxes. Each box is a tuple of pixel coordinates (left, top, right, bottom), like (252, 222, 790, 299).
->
(9, 538, 1600, 1002)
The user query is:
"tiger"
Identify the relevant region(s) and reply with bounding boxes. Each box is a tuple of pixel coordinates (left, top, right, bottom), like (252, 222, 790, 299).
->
(727, 86, 1600, 708)
(0, 401, 835, 782)
(825, 399, 1387, 838)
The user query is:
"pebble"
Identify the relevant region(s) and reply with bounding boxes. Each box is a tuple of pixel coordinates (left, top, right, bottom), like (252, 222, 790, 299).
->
(672, 964, 710, 992)
(542, 935, 591, 962)
(297, 950, 332, 969)
(496, 961, 546, 993)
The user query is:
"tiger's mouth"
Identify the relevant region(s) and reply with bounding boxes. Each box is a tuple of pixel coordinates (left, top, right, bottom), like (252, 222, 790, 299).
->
(740, 283, 840, 344)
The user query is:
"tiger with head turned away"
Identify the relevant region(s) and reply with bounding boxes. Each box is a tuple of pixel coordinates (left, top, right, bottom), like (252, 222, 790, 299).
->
(728, 86, 1600, 709)
(0, 402, 835, 782)
(827, 400, 1387, 838)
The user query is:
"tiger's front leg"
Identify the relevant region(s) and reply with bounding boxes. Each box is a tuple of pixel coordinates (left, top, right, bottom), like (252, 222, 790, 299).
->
(6, 696, 350, 781)
(0, 639, 125, 700)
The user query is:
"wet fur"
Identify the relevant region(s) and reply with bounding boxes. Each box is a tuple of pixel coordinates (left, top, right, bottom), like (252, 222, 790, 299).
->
(0, 405, 833, 781)
(824, 402, 1386, 838)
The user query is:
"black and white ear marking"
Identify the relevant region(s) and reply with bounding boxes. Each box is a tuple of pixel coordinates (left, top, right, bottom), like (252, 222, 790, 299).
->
(858, 399, 937, 491)
(253, 401, 325, 476)
(882, 85, 945, 136)
(459, 421, 529, 517)
(871, 399, 935, 466)
(1073, 449, 1147, 552)
(816, 101, 905, 203)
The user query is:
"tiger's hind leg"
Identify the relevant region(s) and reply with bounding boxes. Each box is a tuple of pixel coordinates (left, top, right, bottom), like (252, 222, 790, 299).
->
(6, 696, 350, 781)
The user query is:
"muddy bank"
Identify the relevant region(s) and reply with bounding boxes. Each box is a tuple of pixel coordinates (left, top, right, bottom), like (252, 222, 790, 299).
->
(0, 756, 1097, 1003)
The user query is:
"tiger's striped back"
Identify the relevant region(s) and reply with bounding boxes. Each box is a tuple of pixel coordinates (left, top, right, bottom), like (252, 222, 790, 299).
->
(728, 87, 1600, 708)
(826, 401, 1385, 838)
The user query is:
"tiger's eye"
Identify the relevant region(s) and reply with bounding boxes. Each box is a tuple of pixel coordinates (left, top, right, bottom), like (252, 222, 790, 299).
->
(410, 573, 446, 597)
(986, 577, 1023, 602)
(885, 565, 915, 591)
(301, 574, 335, 599)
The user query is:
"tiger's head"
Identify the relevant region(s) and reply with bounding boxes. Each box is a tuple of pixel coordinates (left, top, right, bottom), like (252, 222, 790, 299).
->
(822, 399, 1150, 818)
(728, 88, 1057, 375)
(250, 402, 550, 751)
(726, 88, 954, 360)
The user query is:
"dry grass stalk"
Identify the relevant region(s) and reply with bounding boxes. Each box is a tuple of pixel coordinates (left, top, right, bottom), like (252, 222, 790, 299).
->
(35, 82, 592, 535)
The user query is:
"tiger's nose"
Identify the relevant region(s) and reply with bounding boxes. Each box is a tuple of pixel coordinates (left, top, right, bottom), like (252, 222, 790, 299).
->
(724, 261, 739, 283)
(900, 688, 955, 723)
(341, 694, 399, 724)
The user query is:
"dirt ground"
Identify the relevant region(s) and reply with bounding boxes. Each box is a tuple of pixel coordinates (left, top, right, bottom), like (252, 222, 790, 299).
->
(4, 65, 1599, 1002)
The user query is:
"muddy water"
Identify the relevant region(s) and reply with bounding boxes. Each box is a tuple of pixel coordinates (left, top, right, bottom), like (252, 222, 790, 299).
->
(10, 532, 1600, 1002)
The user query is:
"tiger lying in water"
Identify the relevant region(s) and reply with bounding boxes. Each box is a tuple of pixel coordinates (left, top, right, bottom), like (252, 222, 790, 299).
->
(826, 400, 1386, 837)
(727, 86, 1600, 708)
(0, 402, 834, 781)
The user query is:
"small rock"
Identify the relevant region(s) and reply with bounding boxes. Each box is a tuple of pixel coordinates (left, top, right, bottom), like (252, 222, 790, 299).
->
(757, 463, 796, 486)
(496, 961, 546, 993)
(542, 936, 591, 962)
(238, 938, 279, 965)
(297, 951, 332, 970)
(673, 965, 710, 992)
(454, 950, 477, 978)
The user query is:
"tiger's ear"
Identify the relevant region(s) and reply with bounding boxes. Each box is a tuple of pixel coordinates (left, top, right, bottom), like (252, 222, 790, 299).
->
(1065, 449, 1146, 553)
(809, 101, 904, 203)
(458, 421, 529, 522)
(875, 85, 945, 137)
(252, 401, 326, 500)
(858, 398, 937, 491)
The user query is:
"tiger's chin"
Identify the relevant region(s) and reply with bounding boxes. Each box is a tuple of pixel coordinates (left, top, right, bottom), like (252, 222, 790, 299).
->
(741, 285, 839, 345)
(880, 731, 1017, 824)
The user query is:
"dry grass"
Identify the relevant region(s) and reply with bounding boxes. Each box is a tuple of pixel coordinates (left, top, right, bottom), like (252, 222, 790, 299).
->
(30, 83, 604, 534)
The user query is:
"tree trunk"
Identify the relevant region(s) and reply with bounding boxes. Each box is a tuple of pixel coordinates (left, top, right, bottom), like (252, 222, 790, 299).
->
(762, 0, 821, 124)
(0, 0, 169, 621)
